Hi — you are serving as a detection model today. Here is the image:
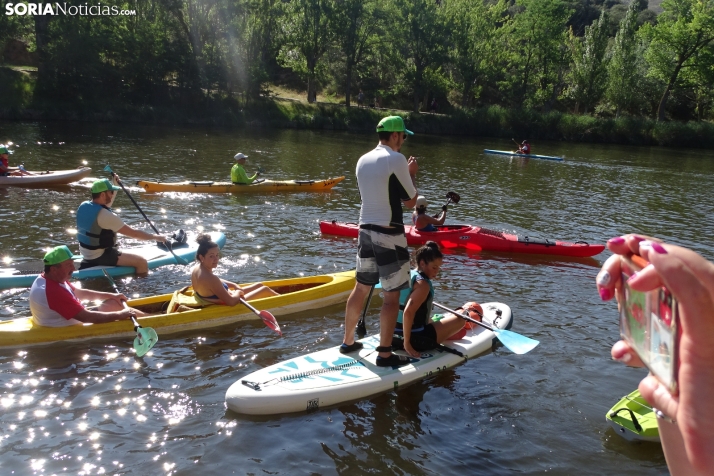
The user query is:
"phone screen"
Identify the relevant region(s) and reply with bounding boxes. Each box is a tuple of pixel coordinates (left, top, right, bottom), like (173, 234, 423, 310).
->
(620, 256, 679, 394)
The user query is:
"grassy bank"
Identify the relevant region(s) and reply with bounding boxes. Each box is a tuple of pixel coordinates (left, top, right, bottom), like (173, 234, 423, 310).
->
(1, 67, 712, 148)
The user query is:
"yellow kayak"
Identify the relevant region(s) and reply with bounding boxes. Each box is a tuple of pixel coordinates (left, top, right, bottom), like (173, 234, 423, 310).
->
(137, 176, 345, 193)
(0, 270, 355, 347)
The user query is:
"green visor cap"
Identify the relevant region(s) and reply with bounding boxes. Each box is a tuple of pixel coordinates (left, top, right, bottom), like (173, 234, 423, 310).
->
(91, 178, 121, 193)
(376, 116, 414, 135)
(43, 245, 74, 266)
(0, 146, 8, 154)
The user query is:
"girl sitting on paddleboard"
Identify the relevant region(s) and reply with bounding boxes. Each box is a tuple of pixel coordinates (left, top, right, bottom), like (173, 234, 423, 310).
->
(412, 196, 447, 232)
(396, 241, 482, 358)
(191, 234, 278, 305)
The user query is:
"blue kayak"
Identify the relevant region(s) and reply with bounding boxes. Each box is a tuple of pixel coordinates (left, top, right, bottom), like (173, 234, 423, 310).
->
(0, 232, 226, 290)
(484, 149, 564, 162)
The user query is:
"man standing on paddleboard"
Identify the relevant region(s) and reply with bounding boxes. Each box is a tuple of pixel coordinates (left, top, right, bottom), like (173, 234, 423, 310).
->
(340, 115, 418, 367)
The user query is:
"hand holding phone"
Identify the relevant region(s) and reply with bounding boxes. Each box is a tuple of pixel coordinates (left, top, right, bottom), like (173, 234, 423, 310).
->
(620, 254, 679, 394)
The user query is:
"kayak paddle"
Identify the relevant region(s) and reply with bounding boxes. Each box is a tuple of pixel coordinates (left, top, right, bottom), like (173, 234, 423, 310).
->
(103, 165, 188, 266)
(433, 191, 460, 218)
(239, 298, 282, 335)
(356, 284, 375, 337)
(102, 269, 158, 357)
(433, 302, 539, 354)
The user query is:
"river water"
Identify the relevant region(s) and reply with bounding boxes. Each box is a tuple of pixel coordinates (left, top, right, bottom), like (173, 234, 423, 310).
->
(1, 121, 712, 475)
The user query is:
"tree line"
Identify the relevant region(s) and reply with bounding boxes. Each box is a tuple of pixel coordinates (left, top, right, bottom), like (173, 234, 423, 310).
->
(1, 0, 713, 122)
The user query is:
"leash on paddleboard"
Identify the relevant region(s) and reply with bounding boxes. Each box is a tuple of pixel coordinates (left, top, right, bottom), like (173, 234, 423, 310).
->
(242, 359, 365, 391)
(103, 165, 189, 266)
(102, 269, 158, 357)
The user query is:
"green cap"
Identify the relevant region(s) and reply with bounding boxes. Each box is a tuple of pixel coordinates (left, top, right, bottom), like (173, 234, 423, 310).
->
(43, 245, 74, 266)
(376, 116, 414, 135)
(91, 179, 121, 193)
(0, 146, 8, 154)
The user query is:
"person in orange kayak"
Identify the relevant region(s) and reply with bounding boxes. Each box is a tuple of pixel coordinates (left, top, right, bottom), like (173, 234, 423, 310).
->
(518, 140, 531, 154)
(412, 196, 447, 232)
(230, 153, 260, 185)
(190, 234, 278, 305)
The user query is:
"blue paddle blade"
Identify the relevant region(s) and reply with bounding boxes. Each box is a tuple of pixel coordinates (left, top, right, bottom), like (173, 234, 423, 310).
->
(103, 165, 114, 173)
(493, 328, 539, 354)
(134, 327, 158, 357)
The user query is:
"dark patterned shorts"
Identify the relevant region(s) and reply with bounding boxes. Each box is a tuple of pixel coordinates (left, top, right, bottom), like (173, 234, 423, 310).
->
(355, 228, 410, 292)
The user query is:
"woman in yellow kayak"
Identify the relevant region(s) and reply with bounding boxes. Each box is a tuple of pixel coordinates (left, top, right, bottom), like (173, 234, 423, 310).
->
(191, 234, 278, 305)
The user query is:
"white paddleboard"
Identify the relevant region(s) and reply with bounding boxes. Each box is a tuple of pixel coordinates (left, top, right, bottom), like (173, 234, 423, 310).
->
(225, 302, 512, 415)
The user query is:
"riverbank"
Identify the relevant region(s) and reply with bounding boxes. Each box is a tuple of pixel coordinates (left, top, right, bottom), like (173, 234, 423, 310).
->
(1, 66, 711, 148)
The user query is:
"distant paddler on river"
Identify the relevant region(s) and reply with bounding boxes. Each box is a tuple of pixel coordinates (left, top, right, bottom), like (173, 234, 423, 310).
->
(231, 152, 261, 185)
(513, 138, 531, 155)
(0, 145, 32, 176)
(29, 245, 149, 327)
(76, 178, 168, 275)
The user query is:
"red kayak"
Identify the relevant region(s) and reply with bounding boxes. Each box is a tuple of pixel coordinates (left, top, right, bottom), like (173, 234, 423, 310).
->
(319, 221, 604, 257)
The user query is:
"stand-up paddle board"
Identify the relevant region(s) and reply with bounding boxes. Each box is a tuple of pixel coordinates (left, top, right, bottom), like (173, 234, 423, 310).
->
(225, 302, 512, 415)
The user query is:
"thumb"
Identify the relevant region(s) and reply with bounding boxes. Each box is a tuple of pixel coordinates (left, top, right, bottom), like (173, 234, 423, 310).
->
(639, 375, 678, 420)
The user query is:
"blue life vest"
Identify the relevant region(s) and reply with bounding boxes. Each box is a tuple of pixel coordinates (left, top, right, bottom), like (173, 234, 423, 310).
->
(76, 201, 117, 250)
(396, 270, 433, 332)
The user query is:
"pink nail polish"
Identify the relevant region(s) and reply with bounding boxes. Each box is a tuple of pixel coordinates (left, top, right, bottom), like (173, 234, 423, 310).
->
(650, 242, 668, 254)
(608, 236, 625, 245)
(626, 272, 639, 284)
(631, 236, 646, 243)
(599, 288, 612, 300)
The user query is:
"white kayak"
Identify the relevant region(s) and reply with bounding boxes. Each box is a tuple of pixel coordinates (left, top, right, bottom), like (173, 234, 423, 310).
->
(0, 167, 92, 187)
(225, 302, 512, 415)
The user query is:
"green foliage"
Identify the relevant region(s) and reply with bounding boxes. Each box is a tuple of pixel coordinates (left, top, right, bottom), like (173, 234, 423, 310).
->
(566, 9, 610, 113)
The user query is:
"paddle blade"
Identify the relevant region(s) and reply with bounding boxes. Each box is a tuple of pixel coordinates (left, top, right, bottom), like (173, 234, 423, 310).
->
(134, 327, 158, 357)
(103, 165, 114, 174)
(446, 191, 460, 204)
(259, 310, 282, 335)
(493, 328, 539, 354)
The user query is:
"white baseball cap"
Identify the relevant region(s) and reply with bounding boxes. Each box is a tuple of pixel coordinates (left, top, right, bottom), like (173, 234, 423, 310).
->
(416, 196, 428, 208)
(234, 152, 248, 160)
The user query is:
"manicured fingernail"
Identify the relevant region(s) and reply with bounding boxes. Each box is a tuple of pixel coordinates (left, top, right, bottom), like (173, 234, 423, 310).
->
(599, 288, 612, 300)
(626, 272, 639, 284)
(614, 353, 632, 363)
(650, 242, 667, 254)
(596, 271, 611, 286)
(608, 236, 625, 245)
(631, 235, 646, 243)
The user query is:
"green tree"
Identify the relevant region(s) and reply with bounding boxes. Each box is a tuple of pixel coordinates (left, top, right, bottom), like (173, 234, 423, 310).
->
(641, 0, 714, 121)
(504, 0, 572, 109)
(332, 0, 383, 107)
(279, 0, 335, 102)
(605, 0, 642, 116)
(567, 9, 610, 114)
(444, 0, 509, 107)
(391, 0, 449, 112)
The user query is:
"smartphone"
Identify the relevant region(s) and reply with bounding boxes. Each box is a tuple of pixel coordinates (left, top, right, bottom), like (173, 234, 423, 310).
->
(620, 255, 679, 394)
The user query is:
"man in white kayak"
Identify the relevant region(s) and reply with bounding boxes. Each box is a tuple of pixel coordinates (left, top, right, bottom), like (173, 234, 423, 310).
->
(76, 178, 167, 274)
(340, 115, 419, 367)
(29, 245, 147, 327)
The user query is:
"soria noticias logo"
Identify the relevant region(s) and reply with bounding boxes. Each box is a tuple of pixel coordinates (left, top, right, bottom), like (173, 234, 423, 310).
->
(5, 2, 136, 16)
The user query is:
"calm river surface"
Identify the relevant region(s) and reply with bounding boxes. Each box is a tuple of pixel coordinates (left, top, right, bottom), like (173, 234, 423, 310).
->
(1, 121, 713, 475)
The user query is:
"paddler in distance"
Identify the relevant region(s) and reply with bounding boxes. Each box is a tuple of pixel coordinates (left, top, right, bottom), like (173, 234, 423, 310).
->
(230, 152, 260, 185)
(0, 145, 31, 176)
(517, 140, 531, 155)
(76, 178, 167, 275)
(29, 245, 148, 327)
(412, 195, 447, 232)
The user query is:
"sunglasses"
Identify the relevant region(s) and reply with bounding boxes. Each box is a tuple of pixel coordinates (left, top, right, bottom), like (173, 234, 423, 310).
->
(402, 133, 408, 141)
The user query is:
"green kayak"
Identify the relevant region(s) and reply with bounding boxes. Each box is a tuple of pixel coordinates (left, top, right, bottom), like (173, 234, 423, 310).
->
(606, 389, 660, 442)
